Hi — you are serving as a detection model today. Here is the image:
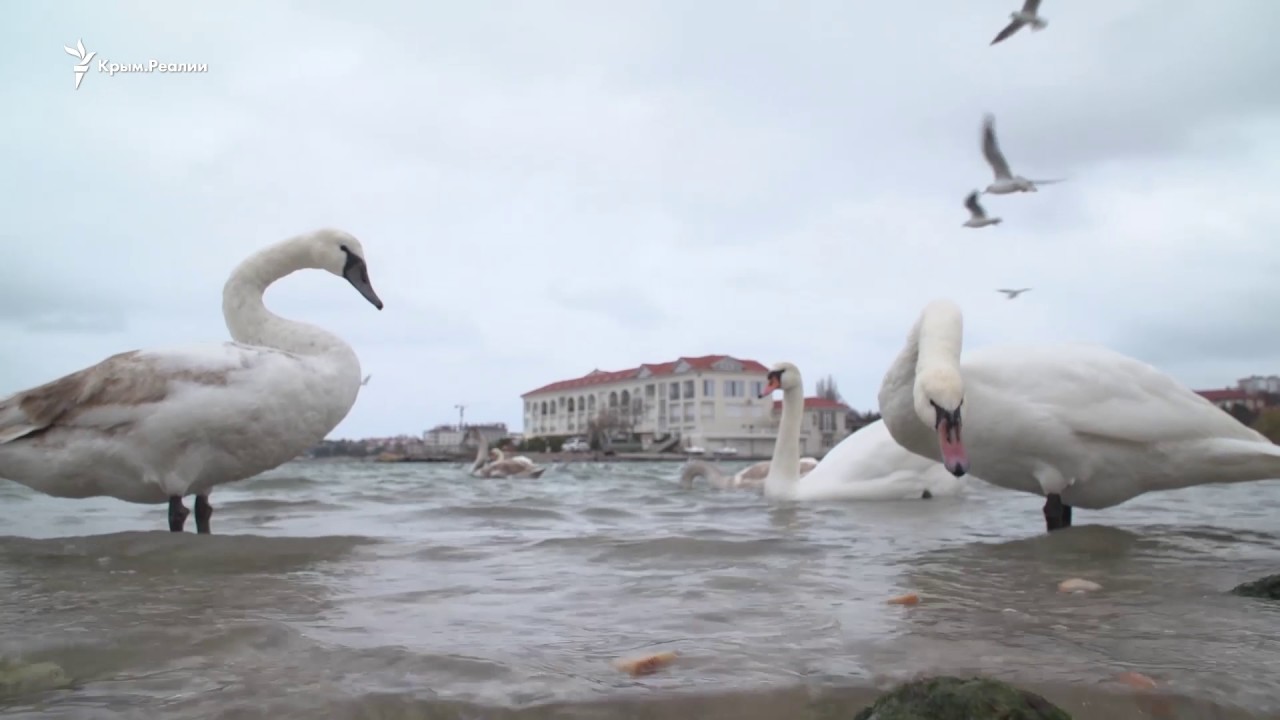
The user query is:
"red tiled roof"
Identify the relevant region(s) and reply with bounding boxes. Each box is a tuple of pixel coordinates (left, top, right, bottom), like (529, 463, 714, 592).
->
(1196, 389, 1249, 402)
(772, 397, 851, 412)
(522, 355, 768, 397)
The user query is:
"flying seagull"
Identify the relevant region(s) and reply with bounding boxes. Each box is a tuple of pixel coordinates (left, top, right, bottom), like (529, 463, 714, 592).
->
(963, 190, 1002, 228)
(360, 374, 372, 386)
(997, 288, 1031, 299)
(981, 113, 1065, 195)
(991, 0, 1047, 46)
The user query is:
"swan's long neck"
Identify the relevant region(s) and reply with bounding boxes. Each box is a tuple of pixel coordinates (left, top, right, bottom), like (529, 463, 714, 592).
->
(763, 384, 806, 496)
(879, 320, 923, 444)
(878, 301, 964, 452)
(221, 236, 351, 358)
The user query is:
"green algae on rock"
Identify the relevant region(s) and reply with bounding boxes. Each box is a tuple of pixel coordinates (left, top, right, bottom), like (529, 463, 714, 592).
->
(0, 658, 71, 699)
(852, 676, 1071, 720)
(1229, 574, 1280, 600)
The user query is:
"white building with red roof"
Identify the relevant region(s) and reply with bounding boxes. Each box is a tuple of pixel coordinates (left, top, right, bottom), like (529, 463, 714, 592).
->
(520, 355, 859, 456)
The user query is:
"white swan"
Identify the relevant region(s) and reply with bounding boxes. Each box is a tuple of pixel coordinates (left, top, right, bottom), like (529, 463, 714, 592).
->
(680, 456, 819, 491)
(680, 367, 818, 490)
(752, 362, 968, 501)
(0, 228, 383, 533)
(877, 299, 1280, 532)
(468, 430, 545, 479)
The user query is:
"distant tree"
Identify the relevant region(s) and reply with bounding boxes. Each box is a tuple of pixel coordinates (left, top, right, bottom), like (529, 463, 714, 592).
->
(1227, 403, 1259, 427)
(588, 409, 626, 450)
(1253, 408, 1280, 444)
(816, 374, 846, 404)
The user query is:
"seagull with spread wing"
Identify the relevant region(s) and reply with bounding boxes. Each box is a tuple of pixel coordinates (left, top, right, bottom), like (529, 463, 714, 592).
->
(991, 0, 1048, 46)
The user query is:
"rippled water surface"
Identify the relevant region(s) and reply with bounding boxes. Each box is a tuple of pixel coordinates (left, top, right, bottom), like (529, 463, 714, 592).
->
(2, 460, 1279, 719)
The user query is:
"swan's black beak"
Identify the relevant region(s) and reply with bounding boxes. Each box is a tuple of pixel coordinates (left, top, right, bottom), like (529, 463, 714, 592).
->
(759, 370, 783, 398)
(342, 253, 384, 310)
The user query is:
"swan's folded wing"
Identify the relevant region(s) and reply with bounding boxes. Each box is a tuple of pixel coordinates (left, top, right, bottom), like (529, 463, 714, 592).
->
(0, 343, 296, 444)
(962, 344, 1266, 445)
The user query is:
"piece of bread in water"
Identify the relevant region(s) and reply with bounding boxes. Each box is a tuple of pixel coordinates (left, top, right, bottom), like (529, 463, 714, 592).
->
(612, 651, 678, 676)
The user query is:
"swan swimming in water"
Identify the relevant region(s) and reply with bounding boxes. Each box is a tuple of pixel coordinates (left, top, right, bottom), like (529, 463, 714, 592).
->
(878, 299, 1280, 532)
(468, 430, 546, 479)
(734, 362, 971, 502)
(0, 228, 383, 533)
(680, 368, 818, 489)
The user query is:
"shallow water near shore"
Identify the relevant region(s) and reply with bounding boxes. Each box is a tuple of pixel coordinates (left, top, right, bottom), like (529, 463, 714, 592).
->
(1, 460, 1278, 719)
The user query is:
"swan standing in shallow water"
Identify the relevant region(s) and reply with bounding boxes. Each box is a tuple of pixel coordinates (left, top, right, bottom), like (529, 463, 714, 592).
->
(877, 299, 1280, 532)
(745, 363, 968, 502)
(680, 366, 818, 490)
(0, 228, 383, 533)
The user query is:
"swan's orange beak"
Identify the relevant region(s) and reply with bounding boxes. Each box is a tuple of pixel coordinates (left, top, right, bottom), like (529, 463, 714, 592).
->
(760, 377, 781, 398)
(937, 418, 969, 477)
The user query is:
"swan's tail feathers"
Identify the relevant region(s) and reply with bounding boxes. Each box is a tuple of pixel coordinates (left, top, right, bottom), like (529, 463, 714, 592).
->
(528, 467, 546, 479)
(679, 460, 726, 489)
(1207, 438, 1280, 481)
(0, 393, 47, 445)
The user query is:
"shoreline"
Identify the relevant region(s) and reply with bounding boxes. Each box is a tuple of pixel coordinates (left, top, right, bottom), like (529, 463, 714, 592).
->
(303, 452, 771, 464)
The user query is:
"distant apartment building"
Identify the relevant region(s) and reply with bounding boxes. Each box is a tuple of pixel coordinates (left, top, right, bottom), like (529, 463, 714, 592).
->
(1195, 374, 1280, 414)
(519, 355, 857, 456)
(422, 422, 508, 451)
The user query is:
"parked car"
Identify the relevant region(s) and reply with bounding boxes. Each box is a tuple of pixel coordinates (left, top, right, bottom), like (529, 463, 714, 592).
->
(562, 437, 590, 452)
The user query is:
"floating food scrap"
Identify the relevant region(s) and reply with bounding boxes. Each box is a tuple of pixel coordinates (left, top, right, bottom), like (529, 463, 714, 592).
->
(1058, 578, 1102, 594)
(887, 592, 920, 606)
(1115, 671, 1158, 690)
(612, 651, 678, 677)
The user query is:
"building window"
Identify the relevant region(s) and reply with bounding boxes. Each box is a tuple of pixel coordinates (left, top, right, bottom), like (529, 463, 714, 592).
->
(683, 402, 694, 422)
(682, 380, 694, 398)
(819, 412, 835, 432)
(588, 395, 596, 411)
(645, 384, 655, 397)
(700, 401, 715, 420)
(724, 380, 744, 398)
(669, 383, 680, 400)
(727, 405, 742, 418)
(567, 397, 575, 412)
(540, 401, 547, 415)
(751, 381, 765, 397)
(668, 405, 680, 423)
(703, 379, 715, 396)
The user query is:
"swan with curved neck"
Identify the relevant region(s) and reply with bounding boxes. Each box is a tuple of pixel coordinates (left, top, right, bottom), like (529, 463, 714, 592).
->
(879, 298, 1280, 532)
(745, 361, 969, 501)
(680, 362, 818, 491)
(0, 228, 382, 533)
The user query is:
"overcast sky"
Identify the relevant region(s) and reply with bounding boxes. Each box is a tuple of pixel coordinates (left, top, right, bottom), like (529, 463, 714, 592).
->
(2, 1, 1278, 439)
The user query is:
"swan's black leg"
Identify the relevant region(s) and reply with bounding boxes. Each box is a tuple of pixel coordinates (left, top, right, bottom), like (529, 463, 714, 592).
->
(921, 490, 933, 500)
(194, 494, 213, 534)
(1043, 493, 1073, 532)
(168, 496, 189, 532)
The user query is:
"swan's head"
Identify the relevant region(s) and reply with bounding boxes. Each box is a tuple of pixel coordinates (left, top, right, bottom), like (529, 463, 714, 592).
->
(913, 368, 969, 477)
(488, 448, 502, 461)
(308, 228, 384, 310)
(760, 361, 801, 397)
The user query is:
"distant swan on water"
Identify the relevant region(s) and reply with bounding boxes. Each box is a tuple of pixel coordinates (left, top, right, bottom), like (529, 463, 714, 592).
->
(0, 228, 383, 533)
(878, 298, 1280, 532)
(757, 362, 969, 501)
(680, 363, 818, 490)
(468, 429, 546, 479)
